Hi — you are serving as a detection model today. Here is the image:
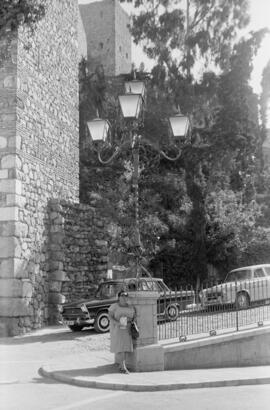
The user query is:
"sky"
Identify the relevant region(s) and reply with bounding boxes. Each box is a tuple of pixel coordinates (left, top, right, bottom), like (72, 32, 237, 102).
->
(78, 0, 270, 94)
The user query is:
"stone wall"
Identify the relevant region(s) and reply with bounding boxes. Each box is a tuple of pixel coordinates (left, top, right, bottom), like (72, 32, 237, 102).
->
(48, 200, 110, 323)
(0, 0, 80, 336)
(79, 0, 131, 75)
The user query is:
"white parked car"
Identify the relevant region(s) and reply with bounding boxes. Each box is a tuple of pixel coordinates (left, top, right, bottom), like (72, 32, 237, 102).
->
(200, 264, 270, 309)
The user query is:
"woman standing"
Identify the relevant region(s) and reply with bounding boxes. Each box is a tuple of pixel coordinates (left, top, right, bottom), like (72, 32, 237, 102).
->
(108, 290, 135, 374)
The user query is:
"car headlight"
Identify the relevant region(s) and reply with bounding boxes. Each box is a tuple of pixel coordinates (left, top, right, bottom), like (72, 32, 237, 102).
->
(80, 304, 88, 313)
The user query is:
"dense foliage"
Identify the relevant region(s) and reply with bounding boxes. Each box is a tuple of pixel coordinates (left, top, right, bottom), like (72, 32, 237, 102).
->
(0, 0, 45, 35)
(121, 0, 250, 74)
(0, 0, 45, 63)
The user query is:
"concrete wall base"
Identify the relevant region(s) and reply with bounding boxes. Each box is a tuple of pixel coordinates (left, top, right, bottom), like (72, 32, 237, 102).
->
(163, 326, 270, 370)
(115, 344, 164, 372)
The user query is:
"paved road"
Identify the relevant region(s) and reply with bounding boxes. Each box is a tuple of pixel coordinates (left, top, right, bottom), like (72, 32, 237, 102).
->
(1, 326, 270, 410)
(2, 380, 270, 410)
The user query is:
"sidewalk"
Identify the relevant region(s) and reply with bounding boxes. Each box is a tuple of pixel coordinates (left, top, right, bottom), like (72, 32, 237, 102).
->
(39, 350, 270, 392)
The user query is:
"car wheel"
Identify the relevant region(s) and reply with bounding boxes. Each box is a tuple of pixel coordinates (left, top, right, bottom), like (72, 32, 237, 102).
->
(94, 311, 110, 333)
(69, 324, 84, 332)
(166, 304, 178, 320)
(236, 292, 250, 309)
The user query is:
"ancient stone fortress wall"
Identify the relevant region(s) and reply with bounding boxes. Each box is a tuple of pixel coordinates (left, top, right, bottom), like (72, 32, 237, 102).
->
(0, 0, 80, 336)
(79, 0, 131, 75)
(48, 200, 110, 324)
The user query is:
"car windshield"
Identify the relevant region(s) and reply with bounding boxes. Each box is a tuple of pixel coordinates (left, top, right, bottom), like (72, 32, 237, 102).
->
(156, 280, 170, 292)
(225, 270, 252, 282)
(96, 283, 124, 298)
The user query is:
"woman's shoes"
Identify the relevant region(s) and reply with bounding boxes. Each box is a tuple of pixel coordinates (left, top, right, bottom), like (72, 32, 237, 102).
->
(119, 367, 129, 374)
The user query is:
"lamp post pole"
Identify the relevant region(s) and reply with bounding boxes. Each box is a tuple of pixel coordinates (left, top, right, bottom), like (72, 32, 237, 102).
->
(132, 134, 142, 277)
(87, 77, 190, 279)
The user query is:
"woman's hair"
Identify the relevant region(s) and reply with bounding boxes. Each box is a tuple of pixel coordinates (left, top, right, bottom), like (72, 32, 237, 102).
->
(118, 290, 128, 298)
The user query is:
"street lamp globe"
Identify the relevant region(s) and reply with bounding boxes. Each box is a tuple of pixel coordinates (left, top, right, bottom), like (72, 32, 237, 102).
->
(124, 79, 146, 100)
(118, 93, 143, 119)
(87, 118, 110, 142)
(169, 113, 190, 138)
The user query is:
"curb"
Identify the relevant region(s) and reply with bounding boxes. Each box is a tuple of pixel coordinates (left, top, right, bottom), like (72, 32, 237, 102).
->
(39, 366, 270, 392)
(0, 380, 19, 385)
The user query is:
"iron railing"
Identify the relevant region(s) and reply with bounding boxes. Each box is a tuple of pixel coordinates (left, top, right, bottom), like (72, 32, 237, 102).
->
(157, 279, 270, 341)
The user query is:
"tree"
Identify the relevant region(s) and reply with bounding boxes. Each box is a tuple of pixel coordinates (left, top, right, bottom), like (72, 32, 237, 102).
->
(121, 0, 250, 75)
(0, 0, 45, 36)
(260, 60, 270, 130)
(0, 0, 45, 64)
(210, 30, 267, 192)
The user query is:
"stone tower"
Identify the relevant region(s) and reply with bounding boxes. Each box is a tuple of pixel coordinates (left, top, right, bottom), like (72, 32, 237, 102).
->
(0, 0, 79, 335)
(79, 0, 131, 75)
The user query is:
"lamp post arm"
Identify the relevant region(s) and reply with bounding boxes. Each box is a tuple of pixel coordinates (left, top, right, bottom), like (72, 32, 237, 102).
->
(141, 136, 183, 162)
(97, 140, 131, 165)
(97, 147, 121, 164)
(159, 149, 182, 161)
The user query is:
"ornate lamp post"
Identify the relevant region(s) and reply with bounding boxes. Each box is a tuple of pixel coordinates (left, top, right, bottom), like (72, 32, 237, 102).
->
(87, 78, 190, 278)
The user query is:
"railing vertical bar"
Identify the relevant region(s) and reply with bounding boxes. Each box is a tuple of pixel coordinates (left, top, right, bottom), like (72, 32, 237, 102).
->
(235, 280, 239, 332)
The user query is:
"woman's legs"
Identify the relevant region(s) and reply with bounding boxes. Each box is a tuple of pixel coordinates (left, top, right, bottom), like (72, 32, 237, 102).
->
(119, 352, 129, 373)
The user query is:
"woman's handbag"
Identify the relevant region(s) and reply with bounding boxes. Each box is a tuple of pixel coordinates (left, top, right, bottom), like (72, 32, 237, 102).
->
(130, 318, 139, 340)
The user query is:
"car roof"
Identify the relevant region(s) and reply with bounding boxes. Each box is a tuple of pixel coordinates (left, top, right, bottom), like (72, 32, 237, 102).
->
(100, 277, 161, 284)
(229, 264, 270, 273)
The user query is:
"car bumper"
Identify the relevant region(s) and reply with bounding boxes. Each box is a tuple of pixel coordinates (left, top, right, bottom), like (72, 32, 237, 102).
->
(60, 317, 95, 327)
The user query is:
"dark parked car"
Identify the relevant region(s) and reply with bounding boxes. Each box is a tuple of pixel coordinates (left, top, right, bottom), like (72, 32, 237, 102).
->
(60, 277, 195, 333)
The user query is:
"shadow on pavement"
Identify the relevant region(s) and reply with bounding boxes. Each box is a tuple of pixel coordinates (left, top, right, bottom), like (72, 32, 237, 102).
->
(50, 364, 118, 379)
(32, 376, 61, 385)
(0, 326, 106, 345)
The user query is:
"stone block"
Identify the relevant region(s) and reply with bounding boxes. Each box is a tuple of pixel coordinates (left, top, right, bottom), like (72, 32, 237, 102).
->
(22, 280, 33, 298)
(8, 135, 21, 149)
(3, 76, 17, 88)
(0, 236, 20, 258)
(0, 170, 9, 179)
(0, 221, 28, 238)
(50, 270, 69, 281)
(1, 154, 22, 169)
(6, 194, 26, 208)
(0, 318, 22, 337)
(0, 278, 32, 298)
(0, 179, 21, 194)
(0, 137, 8, 149)
(14, 258, 30, 278)
(0, 298, 29, 317)
(0, 207, 19, 221)
(0, 221, 14, 236)
(0, 278, 20, 297)
(0, 258, 13, 278)
(0, 257, 29, 279)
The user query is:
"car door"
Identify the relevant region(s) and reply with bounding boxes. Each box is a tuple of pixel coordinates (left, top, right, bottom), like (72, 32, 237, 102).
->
(262, 266, 270, 300)
(253, 268, 268, 302)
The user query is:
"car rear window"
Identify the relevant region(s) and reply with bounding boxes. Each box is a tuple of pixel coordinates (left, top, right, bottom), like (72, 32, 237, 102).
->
(225, 270, 252, 282)
(264, 267, 270, 276)
(97, 283, 124, 298)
